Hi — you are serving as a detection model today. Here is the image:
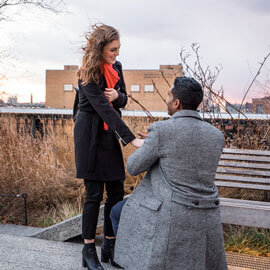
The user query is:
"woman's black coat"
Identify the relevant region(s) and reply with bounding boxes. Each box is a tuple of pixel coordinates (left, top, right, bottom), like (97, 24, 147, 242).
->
(73, 61, 135, 181)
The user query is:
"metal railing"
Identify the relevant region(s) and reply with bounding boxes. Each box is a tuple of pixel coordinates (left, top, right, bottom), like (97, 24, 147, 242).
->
(0, 193, 28, 225)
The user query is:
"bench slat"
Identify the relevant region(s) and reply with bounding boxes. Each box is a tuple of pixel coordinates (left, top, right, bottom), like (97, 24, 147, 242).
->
(218, 149, 270, 228)
(217, 167, 270, 177)
(215, 174, 270, 184)
(218, 160, 269, 170)
(222, 148, 270, 157)
(220, 197, 270, 207)
(220, 154, 270, 163)
(220, 197, 270, 229)
(215, 181, 270, 190)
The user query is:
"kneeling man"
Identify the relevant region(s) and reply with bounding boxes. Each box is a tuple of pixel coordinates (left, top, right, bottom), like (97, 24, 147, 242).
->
(113, 77, 228, 270)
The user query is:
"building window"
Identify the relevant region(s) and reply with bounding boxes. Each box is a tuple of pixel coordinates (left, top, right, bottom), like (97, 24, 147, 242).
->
(130, 84, 140, 92)
(144, 84, 154, 92)
(64, 84, 73, 91)
(256, 104, 264, 114)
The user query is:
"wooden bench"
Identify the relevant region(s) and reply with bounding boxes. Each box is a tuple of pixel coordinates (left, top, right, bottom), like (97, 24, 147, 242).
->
(216, 148, 270, 228)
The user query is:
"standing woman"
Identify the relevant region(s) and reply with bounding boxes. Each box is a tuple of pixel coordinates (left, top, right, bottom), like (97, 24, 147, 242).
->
(74, 24, 143, 270)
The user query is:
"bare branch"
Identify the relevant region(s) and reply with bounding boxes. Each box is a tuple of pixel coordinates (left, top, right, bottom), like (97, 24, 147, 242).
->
(127, 94, 158, 122)
(0, 0, 65, 21)
(235, 51, 270, 135)
(179, 44, 248, 120)
(239, 51, 270, 112)
(159, 70, 171, 88)
(152, 80, 167, 105)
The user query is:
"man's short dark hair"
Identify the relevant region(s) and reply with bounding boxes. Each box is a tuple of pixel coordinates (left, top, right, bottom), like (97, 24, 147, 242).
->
(171, 76, 203, 110)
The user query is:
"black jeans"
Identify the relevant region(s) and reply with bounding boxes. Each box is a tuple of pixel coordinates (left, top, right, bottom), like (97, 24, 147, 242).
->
(82, 179, 124, 239)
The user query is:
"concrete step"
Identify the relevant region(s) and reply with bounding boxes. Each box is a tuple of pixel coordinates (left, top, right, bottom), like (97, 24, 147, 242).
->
(32, 205, 106, 241)
(0, 223, 43, 237)
(0, 233, 115, 270)
(32, 196, 132, 242)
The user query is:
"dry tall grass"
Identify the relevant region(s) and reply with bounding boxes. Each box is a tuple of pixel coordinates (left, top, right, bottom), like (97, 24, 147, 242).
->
(0, 116, 83, 225)
(0, 115, 269, 225)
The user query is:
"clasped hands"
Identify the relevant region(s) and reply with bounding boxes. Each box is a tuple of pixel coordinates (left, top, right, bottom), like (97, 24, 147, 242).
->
(131, 131, 148, 148)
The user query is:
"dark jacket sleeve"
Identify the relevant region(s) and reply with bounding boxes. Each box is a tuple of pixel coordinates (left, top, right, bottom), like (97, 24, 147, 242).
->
(72, 88, 79, 122)
(113, 61, 128, 108)
(80, 81, 135, 146)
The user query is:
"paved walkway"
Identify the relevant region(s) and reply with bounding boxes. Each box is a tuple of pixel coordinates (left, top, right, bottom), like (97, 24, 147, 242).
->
(0, 233, 115, 270)
(0, 229, 269, 270)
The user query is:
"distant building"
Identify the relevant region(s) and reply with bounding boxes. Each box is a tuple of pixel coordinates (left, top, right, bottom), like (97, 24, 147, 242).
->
(7, 96, 18, 106)
(226, 102, 253, 114)
(124, 65, 184, 111)
(226, 102, 241, 114)
(45, 64, 184, 111)
(252, 96, 270, 114)
(46, 65, 79, 109)
(245, 102, 252, 113)
(1, 95, 45, 108)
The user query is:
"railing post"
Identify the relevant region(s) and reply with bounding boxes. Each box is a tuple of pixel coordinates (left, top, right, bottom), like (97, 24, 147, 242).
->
(21, 193, 28, 226)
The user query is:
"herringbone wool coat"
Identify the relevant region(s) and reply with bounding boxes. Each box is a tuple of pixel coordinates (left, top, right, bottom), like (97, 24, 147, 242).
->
(114, 110, 228, 270)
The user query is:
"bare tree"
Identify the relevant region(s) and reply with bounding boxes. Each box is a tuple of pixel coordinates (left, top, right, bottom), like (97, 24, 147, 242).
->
(178, 43, 247, 121)
(145, 44, 270, 149)
(180, 44, 270, 149)
(131, 44, 241, 124)
(0, 0, 65, 94)
(0, 0, 65, 21)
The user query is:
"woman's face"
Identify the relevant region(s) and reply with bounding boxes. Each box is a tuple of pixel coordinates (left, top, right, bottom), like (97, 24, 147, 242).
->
(101, 39, 120, 64)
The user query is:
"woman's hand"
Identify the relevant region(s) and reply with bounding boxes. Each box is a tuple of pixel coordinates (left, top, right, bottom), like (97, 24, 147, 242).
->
(104, 88, 119, 102)
(130, 138, 145, 148)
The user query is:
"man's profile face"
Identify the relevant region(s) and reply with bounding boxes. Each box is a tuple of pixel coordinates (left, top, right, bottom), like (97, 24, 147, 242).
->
(166, 88, 177, 116)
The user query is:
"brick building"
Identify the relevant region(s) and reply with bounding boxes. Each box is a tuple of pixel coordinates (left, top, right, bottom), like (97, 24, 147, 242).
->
(45, 64, 183, 111)
(252, 96, 270, 114)
(46, 65, 79, 109)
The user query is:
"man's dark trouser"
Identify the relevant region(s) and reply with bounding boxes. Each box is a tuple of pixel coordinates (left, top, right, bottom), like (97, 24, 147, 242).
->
(110, 198, 127, 235)
(82, 179, 124, 239)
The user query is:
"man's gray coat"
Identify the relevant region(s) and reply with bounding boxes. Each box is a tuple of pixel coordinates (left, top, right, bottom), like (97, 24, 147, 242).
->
(114, 110, 228, 270)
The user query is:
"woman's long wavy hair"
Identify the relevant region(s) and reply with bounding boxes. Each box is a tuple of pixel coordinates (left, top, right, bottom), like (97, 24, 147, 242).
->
(77, 24, 120, 86)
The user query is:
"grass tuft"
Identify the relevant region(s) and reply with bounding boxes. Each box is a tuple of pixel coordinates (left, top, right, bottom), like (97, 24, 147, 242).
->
(37, 199, 82, 227)
(223, 225, 270, 256)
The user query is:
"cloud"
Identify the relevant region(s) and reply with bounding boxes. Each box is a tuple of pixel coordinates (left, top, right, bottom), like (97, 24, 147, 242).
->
(1, 0, 270, 102)
(229, 0, 270, 15)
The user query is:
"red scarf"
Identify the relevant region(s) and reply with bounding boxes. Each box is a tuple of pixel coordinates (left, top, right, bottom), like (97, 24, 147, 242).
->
(100, 62, 120, 130)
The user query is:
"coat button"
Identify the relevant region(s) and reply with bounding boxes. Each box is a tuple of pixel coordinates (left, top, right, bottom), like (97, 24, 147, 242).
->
(192, 200, 199, 206)
(215, 200, 219, 205)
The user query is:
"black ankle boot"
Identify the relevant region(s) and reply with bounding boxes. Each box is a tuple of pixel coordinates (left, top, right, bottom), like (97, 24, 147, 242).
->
(101, 237, 124, 269)
(82, 243, 104, 270)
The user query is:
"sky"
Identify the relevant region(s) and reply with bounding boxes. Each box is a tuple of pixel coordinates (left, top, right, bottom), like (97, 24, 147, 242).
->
(1, 0, 270, 103)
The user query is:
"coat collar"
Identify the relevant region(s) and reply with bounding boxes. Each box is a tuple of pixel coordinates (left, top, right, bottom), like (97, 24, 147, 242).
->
(171, 110, 202, 120)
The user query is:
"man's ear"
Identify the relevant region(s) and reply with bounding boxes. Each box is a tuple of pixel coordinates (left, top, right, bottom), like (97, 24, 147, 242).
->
(174, 98, 182, 110)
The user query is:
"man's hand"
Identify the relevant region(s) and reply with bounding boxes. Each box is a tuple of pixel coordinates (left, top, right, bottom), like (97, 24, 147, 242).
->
(104, 88, 119, 102)
(130, 138, 145, 148)
(137, 131, 148, 139)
